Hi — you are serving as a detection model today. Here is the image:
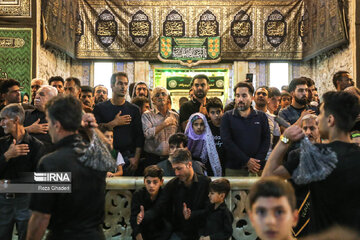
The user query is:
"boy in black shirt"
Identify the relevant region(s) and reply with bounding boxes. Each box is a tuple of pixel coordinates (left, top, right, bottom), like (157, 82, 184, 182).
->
(206, 97, 226, 174)
(183, 178, 233, 240)
(130, 165, 171, 240)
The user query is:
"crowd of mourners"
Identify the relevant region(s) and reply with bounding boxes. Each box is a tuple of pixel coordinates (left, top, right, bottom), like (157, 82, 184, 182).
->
(0, 70, 359, 240)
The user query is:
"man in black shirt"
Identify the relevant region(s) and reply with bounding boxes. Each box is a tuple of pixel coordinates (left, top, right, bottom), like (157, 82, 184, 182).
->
(27, 95, 113, 240)
(24, 86, 58, 151)
(0, 104, 44, 240)
(140, 149, 211, 240)
(263, 91, 360, 234)
(180, 74, 210, 131)
(279, 78, 316, 126)
(93, 72, 144, 175)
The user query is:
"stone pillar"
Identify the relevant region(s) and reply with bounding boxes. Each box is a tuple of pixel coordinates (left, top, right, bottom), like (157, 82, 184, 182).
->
(134, 61, 150, 85)
(233, 61, 248, 85)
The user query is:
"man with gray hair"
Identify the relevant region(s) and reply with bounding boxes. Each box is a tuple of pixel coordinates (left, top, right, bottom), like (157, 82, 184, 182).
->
(142, 86, 179, 167)
(24, 86, 58, 150)
(30, 78, 47, 105)
(0, 104, 44, 240)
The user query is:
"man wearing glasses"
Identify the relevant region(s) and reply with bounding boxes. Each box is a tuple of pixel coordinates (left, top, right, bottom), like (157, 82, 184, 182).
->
(142, 87, 179, 168)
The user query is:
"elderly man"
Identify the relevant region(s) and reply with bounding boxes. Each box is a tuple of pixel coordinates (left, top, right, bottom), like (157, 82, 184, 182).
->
(142, 87, 179, 167)
(93, 84, 108, 104)
(0, 104, 44, 240)
(30, 78, 47, 105)
(24, 86, 58, 150)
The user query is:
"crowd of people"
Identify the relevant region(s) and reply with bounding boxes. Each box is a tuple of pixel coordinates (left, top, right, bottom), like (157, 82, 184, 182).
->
(0, 70, 359, 240)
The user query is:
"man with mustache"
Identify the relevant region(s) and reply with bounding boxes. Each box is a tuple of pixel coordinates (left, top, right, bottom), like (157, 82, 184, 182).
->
(80, 86, 94, 113)
(93, 84, 108, 104)
(221, 82, 270, 176)
(180, 74, 210, 131)
(279, 78, 315, 126)
(24, 86, 58, 151)
(141, 87, 179, 168)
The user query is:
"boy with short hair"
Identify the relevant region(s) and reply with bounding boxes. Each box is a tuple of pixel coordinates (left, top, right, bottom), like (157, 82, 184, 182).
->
(280, 92, 292, 110)
(206, 97, 226, 174)
(98, 125, 124, 177)
(183, 178, 233, 240)
(248, 176, 298, 240)
(130, 165, 171, 240)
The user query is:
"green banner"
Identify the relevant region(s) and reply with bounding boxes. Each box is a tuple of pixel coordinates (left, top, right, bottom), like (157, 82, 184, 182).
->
(0, 28, 32, 95)
(167, 76, 224, 90)
(160, 36, 221, 62)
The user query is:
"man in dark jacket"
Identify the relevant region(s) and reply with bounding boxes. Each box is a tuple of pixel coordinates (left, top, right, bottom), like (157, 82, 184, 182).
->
(221, 82, 270, 176)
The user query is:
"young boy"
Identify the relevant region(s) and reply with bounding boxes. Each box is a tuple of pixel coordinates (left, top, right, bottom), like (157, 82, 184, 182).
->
(130, 165, 171, 240)
(99, 125, 124, 177)
(183, 178, 233, 240)
(248, 176, 298, 240)
(206, 97, 226, 174)
(280, 92, 292, 109)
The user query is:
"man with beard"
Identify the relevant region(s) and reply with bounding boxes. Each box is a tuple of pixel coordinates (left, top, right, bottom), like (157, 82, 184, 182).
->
(64, 77, 81, 99)
(0, 79, 22, 137)
(93, 85, 108, 104)
(279, 78, 315, 126)
(132, 82, 149, 98)
(80, 86, 94, 113)
(263, 91, 360, 235)
(332, 71, 354, 92)
(93, 72, 144, 175)
(180, 74, 210, 131)
(221, 82, 270, 176)
(139, 148, 211, 240)
(24, 86, 58, 151)
(132, 82, 152, 109)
